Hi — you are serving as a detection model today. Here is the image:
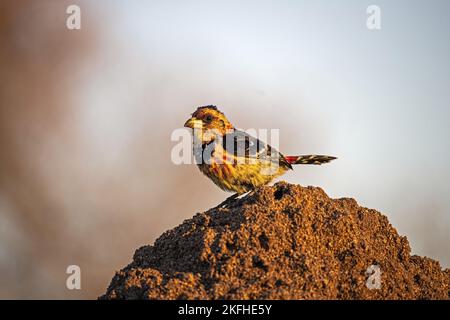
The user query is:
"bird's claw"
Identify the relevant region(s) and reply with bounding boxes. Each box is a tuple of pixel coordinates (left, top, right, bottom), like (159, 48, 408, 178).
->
(213, 190, 254, 210)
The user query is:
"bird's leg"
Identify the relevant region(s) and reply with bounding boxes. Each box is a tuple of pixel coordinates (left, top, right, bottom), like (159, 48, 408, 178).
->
(213, 190, 254, 210)
(213, 193, 240, 209)
(236, 190, 252, 200)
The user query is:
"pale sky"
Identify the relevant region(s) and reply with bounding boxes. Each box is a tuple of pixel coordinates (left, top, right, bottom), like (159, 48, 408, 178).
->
(0, 0, 448, 300)
(81, 0, 450, 265)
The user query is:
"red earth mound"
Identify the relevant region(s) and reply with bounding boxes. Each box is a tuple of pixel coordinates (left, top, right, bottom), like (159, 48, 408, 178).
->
(101, 182, 449, 299)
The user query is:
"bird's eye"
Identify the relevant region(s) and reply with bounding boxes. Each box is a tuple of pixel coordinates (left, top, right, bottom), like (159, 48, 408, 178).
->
(205, 115, 213, 122)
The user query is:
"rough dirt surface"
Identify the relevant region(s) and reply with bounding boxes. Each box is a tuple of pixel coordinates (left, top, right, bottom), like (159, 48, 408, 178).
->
(101, 182, 449, 299)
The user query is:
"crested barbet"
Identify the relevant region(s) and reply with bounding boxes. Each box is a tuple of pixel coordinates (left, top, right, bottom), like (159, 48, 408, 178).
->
(184, 105, 336, 196)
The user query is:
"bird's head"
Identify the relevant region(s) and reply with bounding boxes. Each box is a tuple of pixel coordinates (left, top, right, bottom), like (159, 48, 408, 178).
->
(184, 106, 233, 142)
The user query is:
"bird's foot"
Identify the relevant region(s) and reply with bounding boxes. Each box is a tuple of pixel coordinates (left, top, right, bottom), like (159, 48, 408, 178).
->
(236, 190, 252, 200)
(213, 193, 239, 209)
(216, 191, 254, 210)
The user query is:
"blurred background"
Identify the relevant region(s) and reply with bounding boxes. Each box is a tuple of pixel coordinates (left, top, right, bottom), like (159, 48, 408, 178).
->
(0, 0, 449, 299)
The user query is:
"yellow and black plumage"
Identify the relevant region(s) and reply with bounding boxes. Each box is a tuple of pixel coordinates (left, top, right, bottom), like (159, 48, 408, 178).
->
(184, 105, 336, 195)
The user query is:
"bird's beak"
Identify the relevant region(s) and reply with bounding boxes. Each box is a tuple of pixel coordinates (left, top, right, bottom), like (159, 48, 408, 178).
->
(184, 117, 202, 129)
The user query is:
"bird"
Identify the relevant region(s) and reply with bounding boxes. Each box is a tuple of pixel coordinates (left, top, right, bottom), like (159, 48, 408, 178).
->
(184, 105, 336, 201)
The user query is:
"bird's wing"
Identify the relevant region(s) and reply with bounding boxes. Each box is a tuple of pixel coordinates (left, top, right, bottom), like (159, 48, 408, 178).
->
(222, 130, 292, 169)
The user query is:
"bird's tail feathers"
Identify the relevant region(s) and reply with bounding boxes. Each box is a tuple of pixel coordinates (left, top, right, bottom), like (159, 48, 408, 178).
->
(285, 155, 337, 165)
